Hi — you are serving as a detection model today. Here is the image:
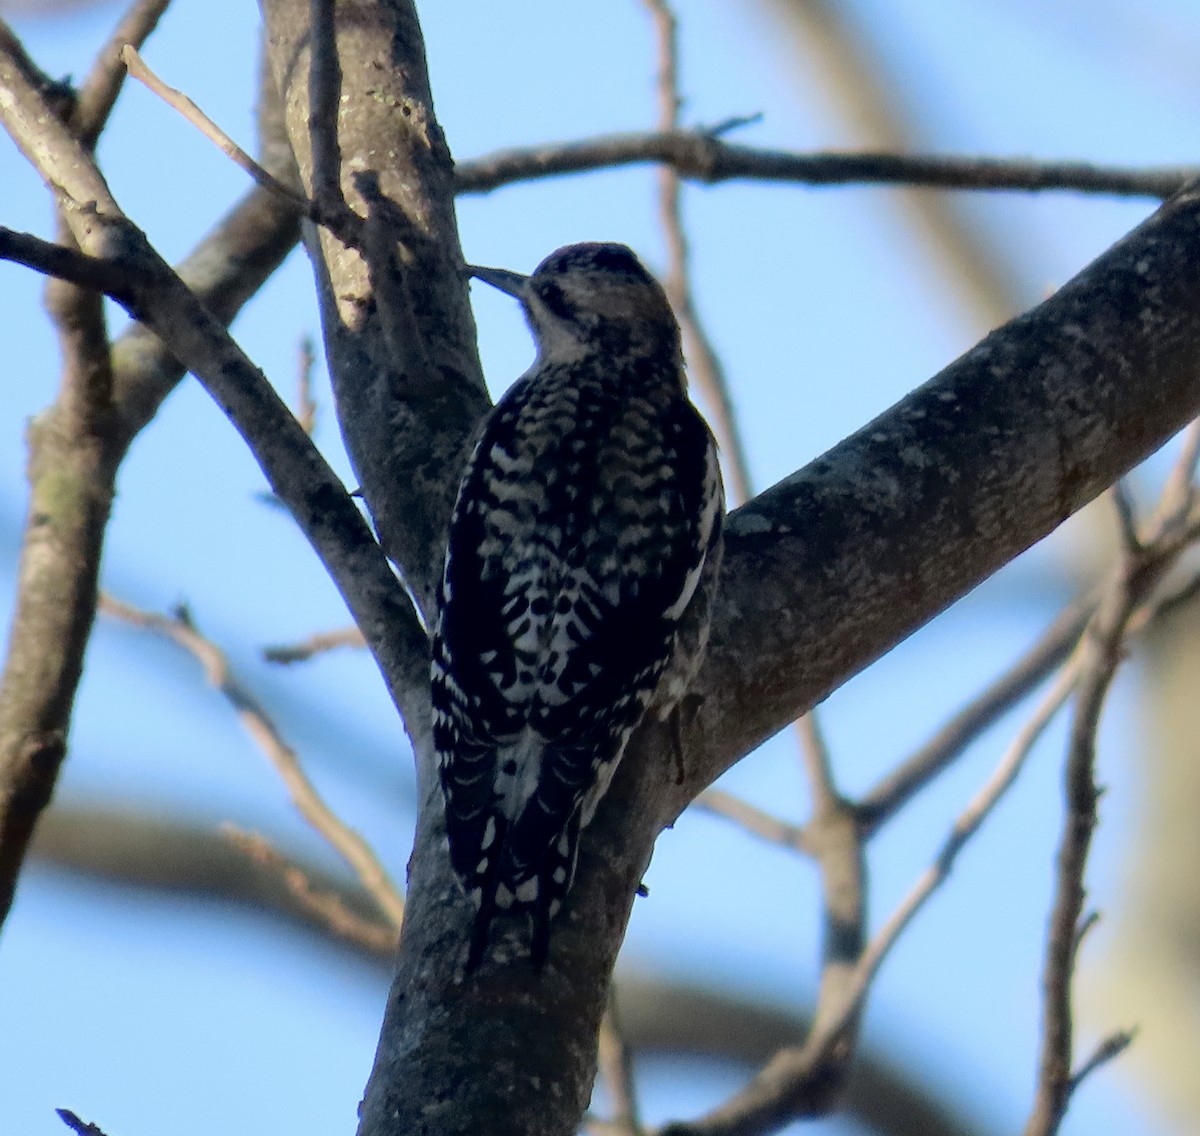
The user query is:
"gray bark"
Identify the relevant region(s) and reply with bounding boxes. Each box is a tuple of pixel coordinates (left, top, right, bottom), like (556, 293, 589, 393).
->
(249, 3, 1200, 1133)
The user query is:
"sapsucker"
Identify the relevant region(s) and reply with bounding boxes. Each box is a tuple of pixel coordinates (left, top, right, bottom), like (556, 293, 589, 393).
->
(431, 242, 725, 970)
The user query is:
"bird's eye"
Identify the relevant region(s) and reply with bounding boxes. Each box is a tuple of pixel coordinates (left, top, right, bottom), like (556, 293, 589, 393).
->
(535, 280, 574, 321)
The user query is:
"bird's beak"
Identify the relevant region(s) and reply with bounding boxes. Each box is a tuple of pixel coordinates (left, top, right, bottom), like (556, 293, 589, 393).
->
(467, 264, 529, 299)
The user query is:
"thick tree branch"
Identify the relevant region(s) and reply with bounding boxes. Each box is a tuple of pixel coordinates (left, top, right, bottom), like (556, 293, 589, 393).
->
(412, 178, 1200, 1135)
(679, 179, 1200, 800)
(261, 0, 489, 627)
(11, 7, 1200, 1134)
(318, 10, 1200, 1126)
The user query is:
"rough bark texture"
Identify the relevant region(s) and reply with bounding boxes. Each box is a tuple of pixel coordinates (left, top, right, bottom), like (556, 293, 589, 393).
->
(358, 175, 1200, 1135)
(261, 0, 489, 625)
(11, 2, 1200, 1131)
(0, 35, 300, 929)
(258, 3, 1200, 1130)
(684, 183, 1200, 788)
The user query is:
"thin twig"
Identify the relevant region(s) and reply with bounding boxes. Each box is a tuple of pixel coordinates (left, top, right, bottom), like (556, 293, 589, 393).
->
(1073, 910, 1100, 953)
(0, 225, 139, 302)
(1110, 480, 1141, 554)
(1153, 417, 1200, 529)
(224, 826, 398, 954)
(263, 625, 366, 664)
(795, 711, 838, 814)
(56, 1110, 109, 1136)
(296, 333, 318, 436)
(99, 594, 405, 930)
(858, 592, 1095, 832)
(455, 131, 1193, 201)
(597, 989, 644, 1136)
(73, 0, 173, 149)
(120, 44, 360, 246)
(640, 0, 753, 505)
(663, 657, 1081, 1136)
(1022, 501, 1200, 1135)
(846, 660, 1081, 1039)
(121, 46, 307, 209)
(1068, 1030, 1137, 1096)
(695, 789, 808, 853)
(1024, 591, 1140, 1134)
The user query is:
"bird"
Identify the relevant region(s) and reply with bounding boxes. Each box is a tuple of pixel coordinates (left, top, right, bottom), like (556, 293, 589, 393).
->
(431, 242, 725, 970)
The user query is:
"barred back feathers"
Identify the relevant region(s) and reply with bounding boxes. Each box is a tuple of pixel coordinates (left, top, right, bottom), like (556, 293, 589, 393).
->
(431, 242, 724, 970)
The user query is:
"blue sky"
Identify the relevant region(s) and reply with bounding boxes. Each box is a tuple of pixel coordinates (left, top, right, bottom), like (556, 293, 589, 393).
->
(1, 2, 1196, 1134)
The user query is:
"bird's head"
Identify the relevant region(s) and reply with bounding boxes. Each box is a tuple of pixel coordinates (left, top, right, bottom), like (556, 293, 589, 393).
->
(468, 242, 681, 362)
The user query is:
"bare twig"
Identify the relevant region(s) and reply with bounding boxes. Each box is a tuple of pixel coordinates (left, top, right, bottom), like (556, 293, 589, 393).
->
(1153, 417, 1200, 529)
(640, 0, 752, 504)
(1024, 671, 1116, 1135)
(32, 803, 396, 956)
(861, 662, 1079, 1014)
(455, 132, 1193, 201)
(664, 656, 1080, 1136)
(1073, 910, 1100, 952)
(263, 625, 365, 664)
(598, 989, 644, 1136)
(1025, 596, 1143, 1133)
(296, 334, 318, 436)
(1110, 481, 1141, 554)
(694, 790, 807, 853)
(1022, 500, 1200, 1134)
(224, 826, 398, 953)
(99, 595, 405, 929)
(121, 45, 310, 213)
(1068, 1030, 1137, 1096)
(120, 44, 360, 246)
(56, 1109, 109, 1136)
(858, 592, 1095, 832)
(0, 226, 137, 300)
(794, 712, 837, 814)
(72, 0, 173, 149)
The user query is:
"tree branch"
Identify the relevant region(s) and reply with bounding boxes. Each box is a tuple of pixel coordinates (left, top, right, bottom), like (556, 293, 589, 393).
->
(99, 595, 405, 928)
(678, 179, 1200, 801)
(857, 590, 1095, 832)
(261, 0, 489, 626)
(0, 21, 406, 937)
(72, 0, 173, 150)
(640, 0, 753, 506)
(28, 801, 989, 1136)
(1023, 499, 1200, 1135)
(455, 132, 1192, 201)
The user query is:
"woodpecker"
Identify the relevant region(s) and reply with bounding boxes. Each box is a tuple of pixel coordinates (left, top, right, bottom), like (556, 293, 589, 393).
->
(432, 242, 724, 969)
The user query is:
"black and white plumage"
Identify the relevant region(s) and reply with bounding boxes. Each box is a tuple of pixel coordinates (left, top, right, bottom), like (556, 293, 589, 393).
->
(432, 242, 724, 969)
